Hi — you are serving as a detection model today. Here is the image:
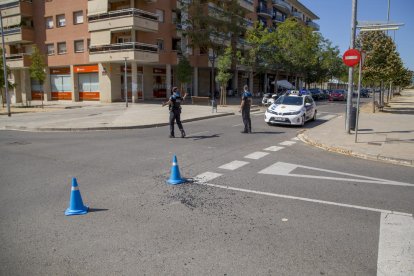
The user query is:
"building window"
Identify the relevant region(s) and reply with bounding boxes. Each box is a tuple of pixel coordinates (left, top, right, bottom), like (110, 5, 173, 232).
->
(46, 44, 55, 55)
(57, 42, 67, 54)
(157, 39, 164, 51)
(74, 40, 84, 53)
(155, 9, 164, 22)
(87, 39, 91, 51)
(45, 17, 53, 29)
(73, 11, 84, 24)
(56, 14, 66, 27)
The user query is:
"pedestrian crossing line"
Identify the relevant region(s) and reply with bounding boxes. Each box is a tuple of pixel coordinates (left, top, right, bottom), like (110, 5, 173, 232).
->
(218, 160, 249, 170)
(244, 151, 269, 160)
(279, 141, 296, 146)
(319, 114, 337, 121)
(263, 146, 284, 152)
(194, 172, 223, 183)
(292, 137, 300, 141)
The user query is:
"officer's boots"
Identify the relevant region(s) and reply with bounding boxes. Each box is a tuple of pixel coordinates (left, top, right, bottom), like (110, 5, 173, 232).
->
(181, 129, 186, 138)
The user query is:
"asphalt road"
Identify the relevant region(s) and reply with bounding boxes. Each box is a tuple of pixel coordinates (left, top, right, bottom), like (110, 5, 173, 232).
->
(0, 99, 413, 275)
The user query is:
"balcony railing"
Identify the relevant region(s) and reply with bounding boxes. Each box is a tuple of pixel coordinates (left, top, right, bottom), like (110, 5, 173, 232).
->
(256, 6, 272, 18)
(292, 11, 303, 20)
(89, 42, 158, 53)
(307, 21, 320, 31)
(0, 0, 32, 10)
(88, 8, 158, 22)
(5, 53, 31, 68)
(272, 14, 285, 22)
(271, 0, 291, 14)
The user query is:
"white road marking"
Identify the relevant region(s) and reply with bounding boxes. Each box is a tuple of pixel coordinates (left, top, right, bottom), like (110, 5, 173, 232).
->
(263, 146, 284, 152)
(292, 137, 300, 141)
(196, 182, 412, 216)
(232, 123, 243, 127)
(244, 151, 269, 160)
(194, 172, 222, 183)
(258, 162, 414, 187)
(319, 114, 337, 120)
(377, 213, 414, 275)
(219, 160, 249, 170)
(279, 141, 296, 146)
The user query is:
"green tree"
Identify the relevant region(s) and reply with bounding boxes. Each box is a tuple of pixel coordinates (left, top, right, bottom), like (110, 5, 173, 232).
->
(273, 18, 319, 88)
(179, 0, 247, 96)
(176, 56, 192, 95)
(29, 46, 46, 107)
(357, 31, 403, 108)
(216, 47, 232, 106)
(0, 48, 14, 108)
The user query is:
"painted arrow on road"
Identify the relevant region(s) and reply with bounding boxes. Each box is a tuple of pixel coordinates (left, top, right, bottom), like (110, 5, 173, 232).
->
(258, 162, 414, 187)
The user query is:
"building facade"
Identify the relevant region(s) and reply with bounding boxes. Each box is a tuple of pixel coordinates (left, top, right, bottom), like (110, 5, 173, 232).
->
(0, 0, 318, 104)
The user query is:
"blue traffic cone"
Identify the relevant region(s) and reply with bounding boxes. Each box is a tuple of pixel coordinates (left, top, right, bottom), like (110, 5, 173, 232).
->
(65, 178, 88, 216)
(167, 155, 187, 185)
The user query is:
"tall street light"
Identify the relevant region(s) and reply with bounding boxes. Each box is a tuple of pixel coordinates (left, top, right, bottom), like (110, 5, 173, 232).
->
(0, 11, 11, 117)
(123, 57, 128, 108)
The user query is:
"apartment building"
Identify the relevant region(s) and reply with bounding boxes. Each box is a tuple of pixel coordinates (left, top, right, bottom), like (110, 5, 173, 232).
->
(0, 0, 318, 104)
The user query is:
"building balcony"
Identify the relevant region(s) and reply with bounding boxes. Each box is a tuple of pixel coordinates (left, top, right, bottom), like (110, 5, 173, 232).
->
(292, 11, 303, 21)
(256, 6, 272, 18)
(271, 0, 291, 14)
(307, 21, 320, 31)
(272, 14, 285, 23)
(88, 8, 159, 33)
(0, 0, 32, 17)
(88, 42, 159, 63)
(1, 26, 34, 44)
(238, 0, 254, 12)
(5, 53, 31, 68)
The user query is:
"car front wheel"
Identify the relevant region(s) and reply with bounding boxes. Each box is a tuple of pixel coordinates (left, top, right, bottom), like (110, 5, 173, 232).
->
(312, 110, 317, 121)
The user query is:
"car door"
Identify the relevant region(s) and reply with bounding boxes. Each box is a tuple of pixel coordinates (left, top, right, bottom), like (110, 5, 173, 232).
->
(304, 96, 315, 120)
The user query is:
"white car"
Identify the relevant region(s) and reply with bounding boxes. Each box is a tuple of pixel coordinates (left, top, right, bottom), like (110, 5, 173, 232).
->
(264, 92, 317, 126)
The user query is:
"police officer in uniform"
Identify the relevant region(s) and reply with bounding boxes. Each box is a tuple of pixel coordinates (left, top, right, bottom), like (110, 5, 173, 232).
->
(239, 84, 252, 133)
(162, 87, 187, 138)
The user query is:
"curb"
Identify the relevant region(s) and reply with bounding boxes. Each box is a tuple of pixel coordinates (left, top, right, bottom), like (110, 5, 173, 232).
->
(298, 132, 414, 167)
(1, 112, 235, 132)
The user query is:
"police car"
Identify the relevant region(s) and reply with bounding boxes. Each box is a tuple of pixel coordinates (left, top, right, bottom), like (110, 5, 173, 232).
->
(264, 90, 317, 126)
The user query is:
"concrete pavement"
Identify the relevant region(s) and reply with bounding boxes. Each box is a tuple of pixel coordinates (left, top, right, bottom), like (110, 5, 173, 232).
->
(299, 89, 414, 167)
(1, 90, 413, 167)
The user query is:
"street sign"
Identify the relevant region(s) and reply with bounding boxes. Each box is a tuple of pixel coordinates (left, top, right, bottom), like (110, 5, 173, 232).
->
(343, 49, 361, 67)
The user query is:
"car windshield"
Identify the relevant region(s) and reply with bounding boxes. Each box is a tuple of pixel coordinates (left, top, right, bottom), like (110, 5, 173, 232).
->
(333, 90, 345, 94)
(275, 96, 303, 106)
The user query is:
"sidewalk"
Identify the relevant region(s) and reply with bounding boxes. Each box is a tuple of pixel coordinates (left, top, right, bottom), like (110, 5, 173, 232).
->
(0, 96, 260, 131)
(299, 89, 414, 167)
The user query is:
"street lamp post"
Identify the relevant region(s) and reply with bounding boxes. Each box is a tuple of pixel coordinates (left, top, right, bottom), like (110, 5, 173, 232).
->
(208, 51, 217, 113)
(124, 57, 128, 108)
(0, 11, 11, 117)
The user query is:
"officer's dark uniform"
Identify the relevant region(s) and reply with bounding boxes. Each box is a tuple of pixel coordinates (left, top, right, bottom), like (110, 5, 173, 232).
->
(241, 90, 252, 133)
(168, 92, 185, 138)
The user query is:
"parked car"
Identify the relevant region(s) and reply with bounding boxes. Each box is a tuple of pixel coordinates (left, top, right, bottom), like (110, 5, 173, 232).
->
(329, 89, 347, 101)
(360, 89, 369, 98)
(264, 91, 317, 126)
(309, 88, 322, 100)
(261, 93, 278, 106)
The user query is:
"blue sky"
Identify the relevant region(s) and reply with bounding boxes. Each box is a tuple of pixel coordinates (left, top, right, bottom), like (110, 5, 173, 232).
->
(299, 0, 414, 71)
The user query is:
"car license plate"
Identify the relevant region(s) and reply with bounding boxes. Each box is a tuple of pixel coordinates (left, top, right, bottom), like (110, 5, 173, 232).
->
(275, 117, 284, 121)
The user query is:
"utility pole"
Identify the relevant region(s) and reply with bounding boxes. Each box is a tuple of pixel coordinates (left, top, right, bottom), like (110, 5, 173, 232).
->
(346, 0, 358, 133)
(124, 57, 128, 108)
(0, 11, 11, 117)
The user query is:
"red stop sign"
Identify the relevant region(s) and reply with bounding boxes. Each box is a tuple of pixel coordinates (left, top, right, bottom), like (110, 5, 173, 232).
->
(343, 49, 361, 67)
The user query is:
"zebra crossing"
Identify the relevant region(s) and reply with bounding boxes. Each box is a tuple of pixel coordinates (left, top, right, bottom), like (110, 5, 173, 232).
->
(191, 135, 414, 275)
